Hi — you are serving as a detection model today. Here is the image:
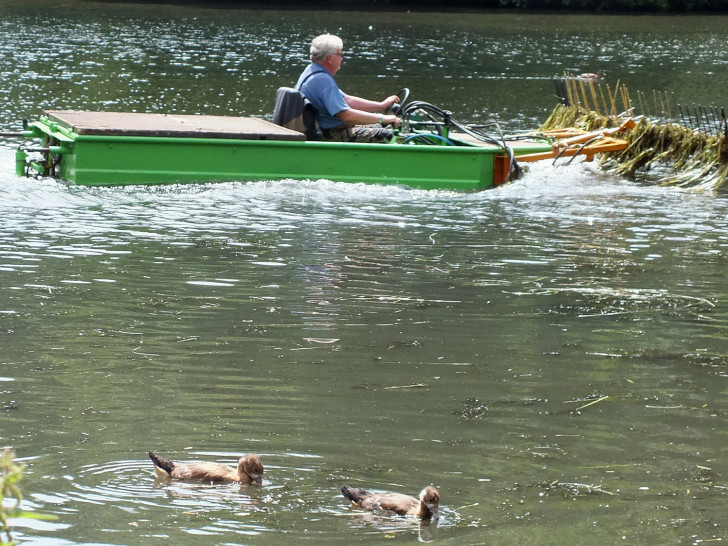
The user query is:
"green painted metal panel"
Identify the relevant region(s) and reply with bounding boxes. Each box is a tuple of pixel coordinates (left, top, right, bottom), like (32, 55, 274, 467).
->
(27, 116, 554, 191)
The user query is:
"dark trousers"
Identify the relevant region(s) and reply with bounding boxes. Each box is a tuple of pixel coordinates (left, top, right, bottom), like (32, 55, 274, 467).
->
(321, 125, 393, 143)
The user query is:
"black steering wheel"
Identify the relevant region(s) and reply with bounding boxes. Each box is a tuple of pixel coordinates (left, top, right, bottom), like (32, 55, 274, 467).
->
(391, 87, 410, 115)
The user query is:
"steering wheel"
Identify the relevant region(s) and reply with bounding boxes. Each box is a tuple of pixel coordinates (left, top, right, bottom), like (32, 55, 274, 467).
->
(391, 88, 410, 115)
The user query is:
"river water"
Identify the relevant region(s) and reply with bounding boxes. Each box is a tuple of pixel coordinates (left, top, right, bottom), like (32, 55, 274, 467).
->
(1, 2, 728, 544)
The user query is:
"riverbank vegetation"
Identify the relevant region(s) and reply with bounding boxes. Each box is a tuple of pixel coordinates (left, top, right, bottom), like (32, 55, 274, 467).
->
(138, 0, 728, 13)
(1, 449, 25, 545)
(1, 449, 57, 546)
(192, 0, 727, 13)
(398, 0, 726, 12)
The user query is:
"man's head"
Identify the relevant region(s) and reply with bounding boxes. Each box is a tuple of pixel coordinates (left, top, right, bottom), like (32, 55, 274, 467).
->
(311, 34, 344, 74)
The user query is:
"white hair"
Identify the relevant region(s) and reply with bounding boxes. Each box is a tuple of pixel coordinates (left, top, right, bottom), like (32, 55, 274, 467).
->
(310, 34, 343, 62)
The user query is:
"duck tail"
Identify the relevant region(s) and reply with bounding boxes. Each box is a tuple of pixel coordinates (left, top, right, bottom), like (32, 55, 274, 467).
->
(341, 484, 370, 504)
(148, 451, 175, 475)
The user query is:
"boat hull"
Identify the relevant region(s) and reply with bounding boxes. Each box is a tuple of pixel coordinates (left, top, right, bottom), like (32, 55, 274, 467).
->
(21, 111, 554, 191)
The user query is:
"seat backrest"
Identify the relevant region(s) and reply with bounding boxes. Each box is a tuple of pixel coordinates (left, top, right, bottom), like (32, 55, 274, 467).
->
(272, 87, 320, 140)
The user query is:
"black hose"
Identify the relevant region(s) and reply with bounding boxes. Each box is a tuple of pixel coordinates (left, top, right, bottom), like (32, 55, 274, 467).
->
(399, 100, 524, 181)
(447, 117, 522, 180)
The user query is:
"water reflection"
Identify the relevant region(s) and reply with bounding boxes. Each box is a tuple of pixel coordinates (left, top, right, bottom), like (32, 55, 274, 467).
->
(341, 510, 442, 543)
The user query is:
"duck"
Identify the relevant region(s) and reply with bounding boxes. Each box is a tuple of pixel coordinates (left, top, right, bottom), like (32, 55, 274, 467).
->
(576, 69, 605, 82)
(149, 451, 263, 485)
(341, 484, 439, 520)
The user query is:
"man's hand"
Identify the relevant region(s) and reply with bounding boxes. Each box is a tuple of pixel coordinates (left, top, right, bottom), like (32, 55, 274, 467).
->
(382, 95, 401, 110)
(382, 114, 401, 128)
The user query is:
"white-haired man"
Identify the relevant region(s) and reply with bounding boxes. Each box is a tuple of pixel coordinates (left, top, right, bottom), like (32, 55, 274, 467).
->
(295, 34, 401, 143)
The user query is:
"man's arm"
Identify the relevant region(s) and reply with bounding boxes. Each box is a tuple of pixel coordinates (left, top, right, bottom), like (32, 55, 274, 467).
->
(337, 108, 400, 128)
(344, 94, 399, 112)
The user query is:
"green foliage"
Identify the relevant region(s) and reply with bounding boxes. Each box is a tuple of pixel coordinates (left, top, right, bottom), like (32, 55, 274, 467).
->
(385, 0, 727, 10)
(1, 449, 57, 546)
(493, 0, 724, 10)
(212, 0, 728, 10)
(1, 449, 24, 545)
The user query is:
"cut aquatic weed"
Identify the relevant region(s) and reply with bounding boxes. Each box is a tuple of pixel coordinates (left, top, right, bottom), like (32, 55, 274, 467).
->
(545, 77, 728, 189)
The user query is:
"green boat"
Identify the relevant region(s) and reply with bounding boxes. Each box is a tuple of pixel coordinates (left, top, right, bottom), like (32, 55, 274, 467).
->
(12, 100, 630, 191)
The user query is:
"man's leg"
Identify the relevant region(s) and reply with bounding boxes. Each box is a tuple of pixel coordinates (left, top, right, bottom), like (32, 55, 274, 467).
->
(321, 125, 393, 143)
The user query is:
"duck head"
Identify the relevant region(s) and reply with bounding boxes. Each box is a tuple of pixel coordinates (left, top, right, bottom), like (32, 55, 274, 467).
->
(238, 454, 264, 485)
(420, 485, 440, 520)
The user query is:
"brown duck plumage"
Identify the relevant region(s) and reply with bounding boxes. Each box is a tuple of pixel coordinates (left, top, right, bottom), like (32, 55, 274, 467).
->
(341, 484, 439, 520)
(149, 451, 263, 485)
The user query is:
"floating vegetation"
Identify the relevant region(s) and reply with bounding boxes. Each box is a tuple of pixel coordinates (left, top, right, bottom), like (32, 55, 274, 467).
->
(539, 480, 615, 498)
(561, 393, 612, 415)
(457, 397, 552, 420)
(384, 383, 426, 390)
(546, 77, 728, 190)
(683, 350, 728, 372)
(533, 286, 715, 319)
(606, 120, 728, 190)
(575, 395, 609, 413)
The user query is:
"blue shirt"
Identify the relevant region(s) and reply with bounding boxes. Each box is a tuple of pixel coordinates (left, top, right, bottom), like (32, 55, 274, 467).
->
(295, 63, 349, 130)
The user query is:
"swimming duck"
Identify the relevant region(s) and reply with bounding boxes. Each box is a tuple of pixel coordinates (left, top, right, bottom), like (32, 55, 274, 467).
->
(576, 69, 605, 81)
(149, 451, 263, 485)
(341, 484, 439, 520)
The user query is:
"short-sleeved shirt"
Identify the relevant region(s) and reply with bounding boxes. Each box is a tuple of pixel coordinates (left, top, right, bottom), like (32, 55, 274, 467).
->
(295, 63, 349, 130)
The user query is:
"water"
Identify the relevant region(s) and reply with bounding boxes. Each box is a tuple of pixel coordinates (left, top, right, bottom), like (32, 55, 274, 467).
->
(2, 3, 728, 544)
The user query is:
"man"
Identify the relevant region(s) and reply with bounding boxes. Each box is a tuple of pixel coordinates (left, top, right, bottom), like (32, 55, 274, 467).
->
(295, 34, 401, 143)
